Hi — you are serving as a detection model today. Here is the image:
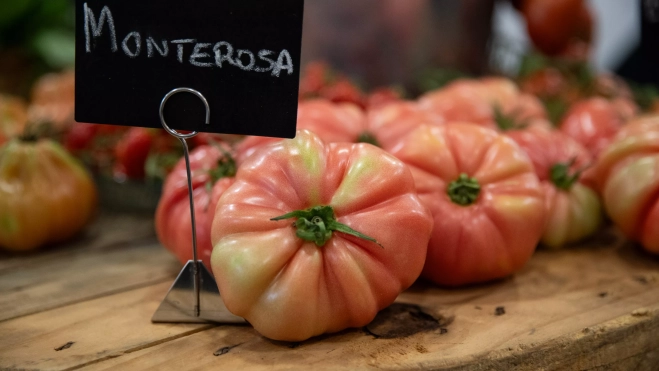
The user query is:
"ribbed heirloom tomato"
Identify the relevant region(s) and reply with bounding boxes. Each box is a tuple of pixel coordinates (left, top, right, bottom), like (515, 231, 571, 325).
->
(507, 127, 602, 248)
(237, 99, 441, 163)
(559, 98, 625, 158)
(0, 139, 96, 250)
(590, 115, 659, 254)
(418, 77, 547, 131)
(210, 130, 433, 341)
(386, 123, 546, 286)
(235, 99, 366, 163)
(155, 144, 235, 270)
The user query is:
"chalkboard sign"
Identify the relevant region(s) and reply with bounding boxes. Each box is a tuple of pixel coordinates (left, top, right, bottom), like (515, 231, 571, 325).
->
(75, 0, 304, 138)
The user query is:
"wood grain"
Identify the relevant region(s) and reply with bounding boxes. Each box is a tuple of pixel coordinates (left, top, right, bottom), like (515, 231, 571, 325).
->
(0, 213, 181, 322)
(0, 282, 212, 371)
(0, 212, 156, 272)
(71, 228, 659, 371)
(1, 224, 658, 370)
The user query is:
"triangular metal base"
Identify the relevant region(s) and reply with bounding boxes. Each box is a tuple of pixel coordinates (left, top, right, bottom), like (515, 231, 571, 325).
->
(151, 260, 245, 323)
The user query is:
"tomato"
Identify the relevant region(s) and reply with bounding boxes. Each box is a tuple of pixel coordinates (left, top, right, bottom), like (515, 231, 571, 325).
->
(0, 95, 28, 146)
(299, 62, 366, 108)
(522, 0, 592, 56)
(520, 67, 568, 99)
(366, 100, 445, 149)
(418, 80, 494, 127)
(64, 122, 98, 153)
(386, 123, 546, 286)
(210, 130, 433, 341)
(0, 139, 97, 251)
(419, 77, 547, 131)
(298, 61, 331, 99)
(319, 77, 366, 109)
(236, 100, 367, 163)
(559, 98, 625, 158)
(155, 144, 236, 269)
(28, 70, 76, 130)
(506, 127, 602, 248)
(113, 127, 154, 179)
(366, 87, 402, 109)
(590, 115, 659, 254)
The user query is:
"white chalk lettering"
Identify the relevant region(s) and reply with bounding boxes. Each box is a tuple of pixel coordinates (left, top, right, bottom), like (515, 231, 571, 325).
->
(189, 43, 214, 67)
(122, 32, 141, 58)
(255, 50, 275, 72)
(81, 4, 296, 77)
(272, 49, 294, 77)
(146, 37, 168, 58)
(84, 3, 117, 52)
(171, 39, 196, 63)
(235, 50, 255, 71)
(213, 42, 235, 68)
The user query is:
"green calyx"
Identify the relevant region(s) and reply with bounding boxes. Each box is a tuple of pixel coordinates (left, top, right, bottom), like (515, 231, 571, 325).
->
(493, 104, 527, 131)
(205, 141, 237, 189)
(549, 158, 587, 191)
(447, 173, 481, 206)
(356, 132, 380, 147)
(208, 154, 236, 184)
(271, 205, 383, 248)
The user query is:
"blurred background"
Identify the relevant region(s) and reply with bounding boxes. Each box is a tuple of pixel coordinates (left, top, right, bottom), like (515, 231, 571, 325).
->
(0, 0, 651, 96)
(0, 0, 655, 211)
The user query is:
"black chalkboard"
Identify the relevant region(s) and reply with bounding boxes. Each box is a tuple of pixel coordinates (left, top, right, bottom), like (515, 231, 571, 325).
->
(75, 0, 304, 138)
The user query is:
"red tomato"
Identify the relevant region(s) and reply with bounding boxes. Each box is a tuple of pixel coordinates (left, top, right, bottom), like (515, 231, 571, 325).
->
(522, 0, 592, 56)
(418, 80, 494, 127)
(236, 99, 367, 163)
(590, 115, 659, 254)
(114, 127, 154, 179)
(319, 77, 366, 109)
(386, 123, 546, 286)
(210, 130, 433, 341)
(366, 87, 403, 109)
(366, 100, 445, 149)
(298, 61, 331, 99)
(419, 77, 547, 131)
(520, 68, 568, 99)
(64, 122, 98, 153)
(559, 98, 625, 158)
(506, 127, 602, 247)
(155, 144, 236, 269)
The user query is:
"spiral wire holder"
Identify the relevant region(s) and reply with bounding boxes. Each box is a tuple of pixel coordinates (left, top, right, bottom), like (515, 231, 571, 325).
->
(151, 88, 243, 323)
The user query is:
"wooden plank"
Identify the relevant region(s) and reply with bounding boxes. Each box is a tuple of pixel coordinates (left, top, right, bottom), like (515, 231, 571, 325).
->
(80, 228, 659, 371)
(0, 282, 212, 371)
(1, 227, 658, 371)
(0, 213, 181, 322)
(0, 212, 156, 272)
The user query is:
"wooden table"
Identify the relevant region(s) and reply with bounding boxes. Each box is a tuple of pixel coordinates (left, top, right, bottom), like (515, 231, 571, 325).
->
(1, 212, 658, 370)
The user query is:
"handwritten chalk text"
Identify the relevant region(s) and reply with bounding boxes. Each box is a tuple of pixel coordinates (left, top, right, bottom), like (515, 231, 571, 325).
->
(83, 3, 294, 77)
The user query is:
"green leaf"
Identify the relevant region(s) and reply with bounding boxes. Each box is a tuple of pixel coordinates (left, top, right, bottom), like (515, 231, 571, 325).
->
(31, 29, 75, 68)
(0, 0, 34, 28)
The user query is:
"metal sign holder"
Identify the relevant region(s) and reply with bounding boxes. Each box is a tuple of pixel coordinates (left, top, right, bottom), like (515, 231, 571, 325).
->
(151, 87, 244, 324)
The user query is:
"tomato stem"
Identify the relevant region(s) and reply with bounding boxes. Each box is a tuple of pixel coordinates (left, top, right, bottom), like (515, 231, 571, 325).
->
(493, 104, 527, 131)
(271, 205, 383, 248)
(357, 132, 380, 147)
(549, 158, 588, 190)
(447, 173, 481, 206)
(206, 140, 237, 185)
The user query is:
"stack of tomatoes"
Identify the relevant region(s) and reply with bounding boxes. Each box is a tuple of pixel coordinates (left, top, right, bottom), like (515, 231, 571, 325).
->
(155, 58, 657, 342)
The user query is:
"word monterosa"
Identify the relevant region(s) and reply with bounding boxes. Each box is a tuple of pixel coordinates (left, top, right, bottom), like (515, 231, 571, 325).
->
(83, 3, 294, 77)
